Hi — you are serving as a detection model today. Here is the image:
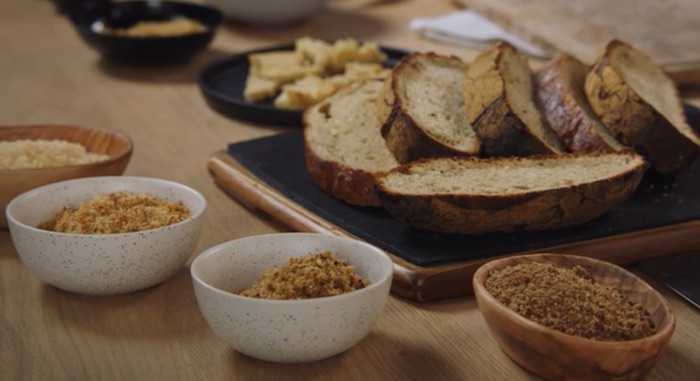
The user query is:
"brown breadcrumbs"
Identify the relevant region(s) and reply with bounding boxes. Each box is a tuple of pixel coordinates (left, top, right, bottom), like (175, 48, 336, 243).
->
(484, 262, 656, 341)
(237, 251, 367, 300)
(40, 191, 190, 234)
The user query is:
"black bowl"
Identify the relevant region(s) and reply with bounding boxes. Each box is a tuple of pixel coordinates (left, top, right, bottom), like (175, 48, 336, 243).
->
(71, 1, 222, 63)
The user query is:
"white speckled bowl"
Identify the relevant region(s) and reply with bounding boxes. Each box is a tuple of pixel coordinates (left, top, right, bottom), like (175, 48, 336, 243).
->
(6, 176, 206, 295)
(191, 233, 393, 363)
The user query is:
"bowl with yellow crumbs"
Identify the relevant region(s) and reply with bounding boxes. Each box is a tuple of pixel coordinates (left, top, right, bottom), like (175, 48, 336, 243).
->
(190, 233, 393, 363)
(0, 124, 133, 228)
(6, 176, 206, 295)
(71, 1, 222, 62)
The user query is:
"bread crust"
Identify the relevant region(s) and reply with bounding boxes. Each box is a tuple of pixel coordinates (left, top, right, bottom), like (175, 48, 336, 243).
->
(381, 53, 480, 163)
(375, 75, 394, 126)
(471, 97, 553, 156)
(584, 40, 698, 174)
(303, 80, 393, 207)
(376, 154, 646, 234)
(465, 42, 563, 156)
(304, 139, 383, 207)
(536, 55, 621, 152)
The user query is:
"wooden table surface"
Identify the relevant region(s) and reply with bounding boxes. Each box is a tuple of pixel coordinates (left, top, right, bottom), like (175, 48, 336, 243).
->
(2, 1, 700, 380)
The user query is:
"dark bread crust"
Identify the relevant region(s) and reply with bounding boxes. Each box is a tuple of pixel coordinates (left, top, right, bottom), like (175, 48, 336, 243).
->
(536, 55, 620, 152)
(465, 42, 563, 157)
(381, 53, 480, 163)
(585, 40, 699, 174)
(303, 80, 392, 207)
(472, 97, 554, 156)
(304, 138, 383, 207)
(376, 153, 646, 234)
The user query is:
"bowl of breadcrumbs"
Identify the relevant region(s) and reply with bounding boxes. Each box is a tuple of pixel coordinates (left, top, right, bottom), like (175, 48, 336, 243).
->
(0, 124, 133, 228)
(191, 233, 393, 364)
(6, 176, 206, 295)
(473, 253, 675, 381)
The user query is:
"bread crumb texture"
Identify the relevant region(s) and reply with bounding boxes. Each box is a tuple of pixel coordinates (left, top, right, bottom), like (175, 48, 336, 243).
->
(237, 251, 367, 300)
(0, 139, 109, 170)
(485, 262, 656, 341)
(40, 192, 190, 234)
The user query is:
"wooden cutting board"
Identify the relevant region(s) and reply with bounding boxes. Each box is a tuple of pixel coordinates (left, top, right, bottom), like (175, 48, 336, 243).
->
(208, 145, 700, 302)
(454, 0, 700, 84)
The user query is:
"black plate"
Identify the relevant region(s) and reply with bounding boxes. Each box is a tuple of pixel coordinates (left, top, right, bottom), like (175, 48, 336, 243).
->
(70, 1, 222, 62)
(198, 44, 409, 127)
(226, 105, 700, 267)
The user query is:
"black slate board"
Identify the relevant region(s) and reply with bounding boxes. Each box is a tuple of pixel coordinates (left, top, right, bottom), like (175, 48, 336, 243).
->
(227, 106, 700, 267)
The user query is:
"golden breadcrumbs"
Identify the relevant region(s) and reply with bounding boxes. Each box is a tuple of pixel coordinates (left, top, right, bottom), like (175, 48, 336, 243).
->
(237, 251, 367, 300)
(485, 262, 656, 341)
(0, 139, 109, 170)
(40, 192, 190, 234)
(101, 18, 206, 37)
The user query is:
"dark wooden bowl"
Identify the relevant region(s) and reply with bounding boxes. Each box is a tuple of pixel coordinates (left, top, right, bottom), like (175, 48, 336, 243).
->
(473, 253, 675, 381)
(0, 125, 133, 227)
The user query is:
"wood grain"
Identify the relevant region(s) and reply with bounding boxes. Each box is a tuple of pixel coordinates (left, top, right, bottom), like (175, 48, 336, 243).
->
(473, 254, 675, 381)
(2, 0, 700, 380)
(455, 0, 700, 84)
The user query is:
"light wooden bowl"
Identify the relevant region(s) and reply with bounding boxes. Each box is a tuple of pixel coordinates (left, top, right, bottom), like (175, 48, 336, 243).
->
(0, 125, 132, 228)
(473, 254, 675, 381)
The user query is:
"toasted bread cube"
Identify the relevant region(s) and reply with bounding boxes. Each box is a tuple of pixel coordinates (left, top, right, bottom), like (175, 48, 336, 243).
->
(329, 63, 390, 88)
(356, 42, 388, 63)
(296, 37, 333, 70)
(243, 75, 279, 103)
(274, 76, 338, 110)
(329, 38, 361, 72)
(249, 51, 320, 83)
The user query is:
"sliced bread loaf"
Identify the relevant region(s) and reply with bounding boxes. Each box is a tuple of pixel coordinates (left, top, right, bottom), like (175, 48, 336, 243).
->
(585, 40, 700, 174)
(381, 53, 480, 163)
(464, 42, 565, 156)
(305, 80, 398, 207)
(376, 153, 646, 234)
(536, 55, 624, 152)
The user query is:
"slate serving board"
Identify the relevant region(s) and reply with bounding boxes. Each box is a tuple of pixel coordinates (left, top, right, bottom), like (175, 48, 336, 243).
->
(207, 105, 700, 301)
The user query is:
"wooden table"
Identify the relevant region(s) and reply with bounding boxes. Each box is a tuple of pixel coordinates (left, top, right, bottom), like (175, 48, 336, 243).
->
(2, 1, 700, 380)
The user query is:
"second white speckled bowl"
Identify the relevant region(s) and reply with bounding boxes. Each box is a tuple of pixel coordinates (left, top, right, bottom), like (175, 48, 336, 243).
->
(6, 176, 206, 295)
(191, 233, 393, 363)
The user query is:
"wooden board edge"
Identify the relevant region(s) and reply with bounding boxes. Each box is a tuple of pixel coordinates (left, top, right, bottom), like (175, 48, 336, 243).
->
(208, 150, 700, 302)
(207, 151, 428, 300)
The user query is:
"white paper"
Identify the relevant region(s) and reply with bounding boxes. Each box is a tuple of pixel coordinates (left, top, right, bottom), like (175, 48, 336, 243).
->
(410, 11, 551, 58)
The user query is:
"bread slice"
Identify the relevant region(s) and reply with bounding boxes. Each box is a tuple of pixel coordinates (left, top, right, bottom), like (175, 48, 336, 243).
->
(585, 40, 700, 174)
(305, 80, 398, 207)
(381, 53, 480, 163)
(535, 55, 624, 152)
(464, 42, 565, 156)
(376, 153, 646, 234)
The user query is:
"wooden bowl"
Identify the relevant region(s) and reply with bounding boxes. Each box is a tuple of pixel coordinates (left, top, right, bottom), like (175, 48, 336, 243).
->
(0, 125, 132, 228)
(473, 254, 675, 381)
